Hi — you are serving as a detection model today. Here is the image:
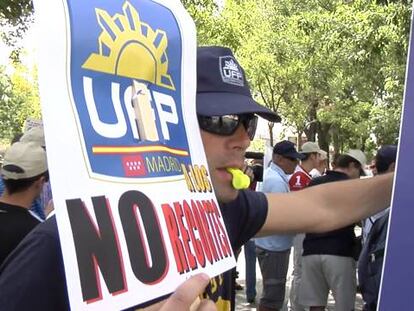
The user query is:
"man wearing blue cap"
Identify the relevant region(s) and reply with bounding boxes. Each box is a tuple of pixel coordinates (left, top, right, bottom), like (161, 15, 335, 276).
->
(0, 46, 393, 311)
(255, 141, 304, 311)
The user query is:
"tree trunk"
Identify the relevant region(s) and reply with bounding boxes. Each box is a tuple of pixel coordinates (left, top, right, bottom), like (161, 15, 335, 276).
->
(303, 99, 318, 141)
(268, 122, 274, 146)
(317, 122, 330, 150)
(297, 131, 303, 147)
(331, 125, 341, 155)
(317, 122, 331, 163)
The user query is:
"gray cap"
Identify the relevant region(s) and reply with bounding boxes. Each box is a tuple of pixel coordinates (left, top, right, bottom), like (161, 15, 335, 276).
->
(2, 142, 48, 180)
(20, 127, 45, 147)
(345, 149, 367, 167)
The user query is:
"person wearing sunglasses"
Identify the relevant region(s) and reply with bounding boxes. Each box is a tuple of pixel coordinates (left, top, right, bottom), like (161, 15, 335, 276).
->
(0, 46, 393, 311)
(196, 46, 392, 311)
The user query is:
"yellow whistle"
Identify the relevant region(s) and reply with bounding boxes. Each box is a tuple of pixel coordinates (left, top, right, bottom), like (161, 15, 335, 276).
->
(227, 168, 251, 190)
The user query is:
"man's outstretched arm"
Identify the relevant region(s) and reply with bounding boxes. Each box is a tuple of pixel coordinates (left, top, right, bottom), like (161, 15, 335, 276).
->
(259, 172, 394, 236)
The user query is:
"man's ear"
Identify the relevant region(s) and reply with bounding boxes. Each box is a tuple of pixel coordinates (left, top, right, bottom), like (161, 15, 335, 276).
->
(345, 163, 359, 177)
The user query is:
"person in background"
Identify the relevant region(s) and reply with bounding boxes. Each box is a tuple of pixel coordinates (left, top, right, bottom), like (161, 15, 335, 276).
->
(369, 159, 378, 177)
(362, 145, 397, 243)
(0, 141, 49, 266)
(288, 141, 324, 311)
(300, 149, 367, 311)
(255, 141, 304, 311)
(309, 150, 328, 178)
(289, 142, 323, 191)
(242, 157, 264, 304)
(358, 145, 396, 311)
(20, 127, 53, 217)
(0, 128, 48, 221)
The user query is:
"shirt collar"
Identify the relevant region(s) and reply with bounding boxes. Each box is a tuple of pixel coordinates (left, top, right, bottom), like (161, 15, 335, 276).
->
(269, 162, 290, 183)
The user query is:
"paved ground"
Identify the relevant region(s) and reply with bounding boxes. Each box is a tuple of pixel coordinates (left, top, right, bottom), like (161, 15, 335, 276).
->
(234, 247, 363, 311)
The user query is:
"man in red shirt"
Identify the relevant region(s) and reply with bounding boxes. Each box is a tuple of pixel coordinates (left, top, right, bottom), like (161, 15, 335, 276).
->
(289, 142, 324, 191)
(289, 141, 325, 311)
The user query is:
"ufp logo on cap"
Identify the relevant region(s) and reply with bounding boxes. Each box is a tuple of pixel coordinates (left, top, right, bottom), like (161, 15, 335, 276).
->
(67, 0, 191, 181)
(219, 56, 244, 87)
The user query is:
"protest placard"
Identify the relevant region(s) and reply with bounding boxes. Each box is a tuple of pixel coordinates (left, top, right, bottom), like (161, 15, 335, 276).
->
(34, 0, 236, 309)
(378, 4, 413, 310)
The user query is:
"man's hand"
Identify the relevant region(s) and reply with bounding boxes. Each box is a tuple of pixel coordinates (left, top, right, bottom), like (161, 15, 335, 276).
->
(140, 274, 216, 311)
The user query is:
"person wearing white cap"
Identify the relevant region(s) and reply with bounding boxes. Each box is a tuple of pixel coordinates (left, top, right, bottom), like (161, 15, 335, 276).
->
(0, 141, 48, 266)
(309, 150, 328, 178)
(289, 141, 325, 191)
(288, 141, 325, 311)
(345, 149, 367, 177)
(0, 127, 48, 220)
(299, 150, 367, 311)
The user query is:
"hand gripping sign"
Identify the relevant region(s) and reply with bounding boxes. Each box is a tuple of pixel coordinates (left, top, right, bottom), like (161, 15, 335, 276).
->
(34, 1, 235, 310)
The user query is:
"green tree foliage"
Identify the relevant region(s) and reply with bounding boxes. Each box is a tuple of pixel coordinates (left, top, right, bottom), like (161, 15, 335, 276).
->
(0, 63, 40, 141)
(1, 0, 409, 153)
(0, 0, 33, 48)
(182, 0, 222, 45)
(184, 0, 410, 153)
(0, 0, 32, 22)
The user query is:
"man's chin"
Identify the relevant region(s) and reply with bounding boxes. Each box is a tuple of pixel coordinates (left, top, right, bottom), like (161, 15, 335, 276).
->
(215, 188, 239, 204)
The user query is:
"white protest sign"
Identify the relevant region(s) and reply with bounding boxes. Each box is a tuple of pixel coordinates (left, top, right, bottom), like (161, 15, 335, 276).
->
(34, 0, 236, 310)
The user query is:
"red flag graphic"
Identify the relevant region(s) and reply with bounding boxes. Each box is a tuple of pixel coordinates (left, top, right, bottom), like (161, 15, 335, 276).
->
(122, 155, 147, 176)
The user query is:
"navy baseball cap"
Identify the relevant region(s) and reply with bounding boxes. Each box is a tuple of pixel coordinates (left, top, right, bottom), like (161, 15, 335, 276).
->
(273, 140, 305, 160)
(375, 145, 397, 173)
(196, 46, 281, 122)
(377, 145, 397, 160)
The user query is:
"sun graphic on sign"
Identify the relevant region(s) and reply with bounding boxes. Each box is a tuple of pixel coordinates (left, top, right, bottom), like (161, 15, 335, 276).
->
(82, 1, 175, 90)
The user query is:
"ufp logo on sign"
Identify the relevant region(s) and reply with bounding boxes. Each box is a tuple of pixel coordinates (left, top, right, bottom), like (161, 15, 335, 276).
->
(70, 0, 191, 180)
(34, 0, 235, 310)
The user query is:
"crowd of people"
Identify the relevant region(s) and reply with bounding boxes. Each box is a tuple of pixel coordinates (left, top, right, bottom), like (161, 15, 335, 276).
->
(238, 140, 395, 311)
(0, 46, 394, 311)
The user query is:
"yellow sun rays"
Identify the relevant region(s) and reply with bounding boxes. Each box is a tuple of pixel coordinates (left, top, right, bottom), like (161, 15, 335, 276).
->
(82, 1, 175, 90)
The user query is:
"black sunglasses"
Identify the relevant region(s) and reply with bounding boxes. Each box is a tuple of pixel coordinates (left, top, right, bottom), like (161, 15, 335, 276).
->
(197, 114, 258, 140)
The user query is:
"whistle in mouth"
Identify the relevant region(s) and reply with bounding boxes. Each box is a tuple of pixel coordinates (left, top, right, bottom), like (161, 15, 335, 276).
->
(227, 168, 250, 190)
